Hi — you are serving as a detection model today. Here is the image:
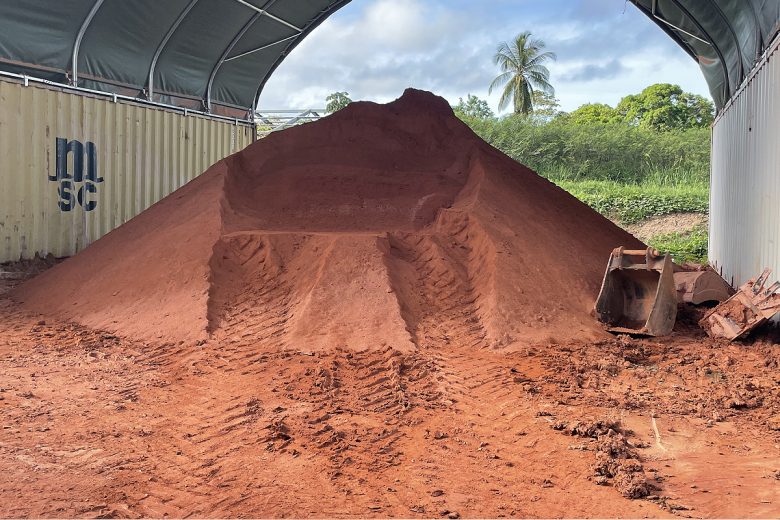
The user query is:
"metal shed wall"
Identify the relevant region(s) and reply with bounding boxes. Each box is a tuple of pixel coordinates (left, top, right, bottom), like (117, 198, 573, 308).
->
(710, 36, 780, 287)
(0, 77, 254, 261)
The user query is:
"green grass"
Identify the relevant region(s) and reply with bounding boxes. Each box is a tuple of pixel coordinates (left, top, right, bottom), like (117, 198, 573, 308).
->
(467, 117, 711, 184)
(555, 178, 709, 224)
(552, 176, 710, 263)
(647, 225, 709, 264)
(460, 116, 712, 262)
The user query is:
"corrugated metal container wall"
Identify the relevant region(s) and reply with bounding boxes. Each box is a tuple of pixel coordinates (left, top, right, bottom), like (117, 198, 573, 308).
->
(0, 78, 253, 261)
(710, 36, 780, 288)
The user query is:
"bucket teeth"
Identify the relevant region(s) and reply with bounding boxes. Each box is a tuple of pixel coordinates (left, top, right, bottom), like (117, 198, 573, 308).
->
(700, 268, 780, 341)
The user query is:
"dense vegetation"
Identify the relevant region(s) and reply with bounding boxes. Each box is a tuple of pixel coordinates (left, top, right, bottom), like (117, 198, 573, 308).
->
(453, 84, 713, 263)
(463, 116, 710, 185)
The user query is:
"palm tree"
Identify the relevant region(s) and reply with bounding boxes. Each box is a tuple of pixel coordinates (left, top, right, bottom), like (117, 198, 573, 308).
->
(489, 32, 556, 115)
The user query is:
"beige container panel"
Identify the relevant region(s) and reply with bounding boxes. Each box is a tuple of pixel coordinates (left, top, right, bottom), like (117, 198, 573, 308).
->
(0, 78, 253, 261)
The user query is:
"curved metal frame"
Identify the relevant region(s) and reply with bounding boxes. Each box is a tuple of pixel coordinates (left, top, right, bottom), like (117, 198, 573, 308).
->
(253, 0, 351, 109)
(667, 0, 731, 102)
(745, 0, 765, 57)
(205, 0, 283, 111)
(231, 0, 302, 32)
(7, 0, 776, 113)
(205, 13, 261, 111)
(70, 0, 106, 85)
(146, 0, 200, 100)
(707, 0, 745, 82)
(628, 0, 697, 60)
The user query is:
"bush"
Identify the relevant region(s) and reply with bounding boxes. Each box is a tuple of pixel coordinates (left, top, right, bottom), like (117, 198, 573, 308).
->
(464, 116, 710, 185)
(459, 114, 711, 261)
(558, 180, 709, 224)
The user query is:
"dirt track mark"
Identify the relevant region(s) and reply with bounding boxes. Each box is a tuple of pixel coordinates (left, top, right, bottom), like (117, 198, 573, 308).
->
(208, 233, 293, 364)
(385, 229, 488, 350)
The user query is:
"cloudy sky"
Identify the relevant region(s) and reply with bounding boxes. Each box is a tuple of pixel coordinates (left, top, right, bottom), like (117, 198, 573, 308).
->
(258, 0, 712, 113)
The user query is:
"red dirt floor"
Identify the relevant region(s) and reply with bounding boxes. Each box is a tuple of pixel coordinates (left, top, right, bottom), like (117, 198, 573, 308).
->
(1, 265, 779, 518)
(1, 90, 779, 517)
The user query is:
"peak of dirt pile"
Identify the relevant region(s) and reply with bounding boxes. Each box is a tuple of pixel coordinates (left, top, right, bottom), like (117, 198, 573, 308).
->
(14, 89, 642, 348)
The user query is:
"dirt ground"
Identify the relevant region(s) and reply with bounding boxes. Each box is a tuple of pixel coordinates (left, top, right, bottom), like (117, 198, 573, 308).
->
(624, 213, 707, 243)
(1, 260, 778, 518)
(2, 92, 778, 518)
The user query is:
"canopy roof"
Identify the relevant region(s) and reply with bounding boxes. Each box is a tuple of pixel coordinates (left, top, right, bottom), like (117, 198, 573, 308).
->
(0, 1, 778, 115)
(631, 0, 780, 108)
(0, 0, 349, 116)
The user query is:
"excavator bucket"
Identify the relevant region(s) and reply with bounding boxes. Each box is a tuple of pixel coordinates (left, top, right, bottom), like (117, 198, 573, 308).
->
(673, 268, 734, 305)
(595, 247, 678, 336)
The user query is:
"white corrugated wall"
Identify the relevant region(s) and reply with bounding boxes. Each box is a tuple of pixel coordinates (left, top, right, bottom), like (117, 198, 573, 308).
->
(711, 36, 780, 288)
(0, 78, 254, 261)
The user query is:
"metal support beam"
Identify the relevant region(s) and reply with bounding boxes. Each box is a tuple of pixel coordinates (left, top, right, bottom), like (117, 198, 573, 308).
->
(71, 0, 105, 85)
(224, 34, 298, 62)
(253, 0, 351, 109)
(231, 0, 302, 32)
(205, 12, 262, 111)
(746, 0, 766, 58)
(205, 0, 282, 111)
(628, 0, 697, 60)
(254, 109, 325, 136)
(665, 0, 731, 103)
(146, 0, 199, 100)
(634, 0, 730, 103)
(650, 0, 709, 44)
(708, 1, 746, 83)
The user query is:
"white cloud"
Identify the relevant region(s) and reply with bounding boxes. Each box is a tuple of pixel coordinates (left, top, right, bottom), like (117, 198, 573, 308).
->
(259, 0, 495, 109)
(258, 0, 712, 114)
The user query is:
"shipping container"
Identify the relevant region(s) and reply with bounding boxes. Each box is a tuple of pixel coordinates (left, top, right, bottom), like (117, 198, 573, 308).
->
(0, 75, 254, 261)
(710, 35, 780, 287)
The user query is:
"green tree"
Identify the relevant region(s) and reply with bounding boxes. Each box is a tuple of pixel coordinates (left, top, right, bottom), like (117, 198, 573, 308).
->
(453, 94, 495, 120)
(325, 91, 352, 113)
(616, 84, 714, 131)
(569, 103, 622, 125)
(489, 31, 556, 115)
(530, 91, 561, 120)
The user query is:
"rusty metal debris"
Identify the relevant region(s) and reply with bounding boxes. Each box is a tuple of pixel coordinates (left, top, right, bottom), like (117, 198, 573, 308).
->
(699, 268, 780, 340)
(673, 265, 734, 305)
(595, 247, 678, 337)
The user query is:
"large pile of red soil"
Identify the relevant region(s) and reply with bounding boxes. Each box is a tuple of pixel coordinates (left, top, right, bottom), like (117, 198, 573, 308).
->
(14, 89, 642, 348)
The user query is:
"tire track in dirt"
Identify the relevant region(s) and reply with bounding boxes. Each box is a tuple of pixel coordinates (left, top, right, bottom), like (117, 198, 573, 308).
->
(385, 229, 488, 351)
(5, 296, 778, 517)
(209, 233, 292, 361)
(103, 339, 443, 515)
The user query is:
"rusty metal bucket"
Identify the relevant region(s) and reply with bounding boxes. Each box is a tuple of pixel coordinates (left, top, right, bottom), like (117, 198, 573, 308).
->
(673, 268, 734, 305)
(700, 268, 780, 340)
(595, 247, 678, 336)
